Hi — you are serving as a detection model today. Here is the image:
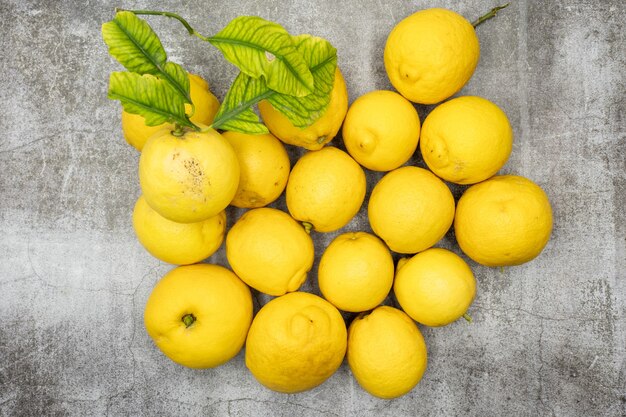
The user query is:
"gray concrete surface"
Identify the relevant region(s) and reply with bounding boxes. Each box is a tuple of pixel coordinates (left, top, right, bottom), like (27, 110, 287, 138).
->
(1, 0, 624, 416)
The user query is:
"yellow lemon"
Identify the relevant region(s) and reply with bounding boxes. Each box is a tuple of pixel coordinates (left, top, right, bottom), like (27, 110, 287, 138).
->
(185, 73, 221, 126)
(454, 175, 553, 266)
(132, 195, 226, 265)
(122, 73, 220, 151)
(287, 147, 366, 232)
(347, 306, 428, 399)
(420, 96, 513, 184)
(226, 208, 314, 296)
(121, 112, 165, 152)
(259, 68, 348, 150)
(245, 292, 347, 393)
(319, 232, 394, 312)
(368, 166, 455, 254)
(342, 90, 421, 171)
(384, 8, 479, 104)
(394, 248, 476, 326)
(139, 127, 239, 223)
(144, 264, 252, 368)
(222, 131, 290, 208)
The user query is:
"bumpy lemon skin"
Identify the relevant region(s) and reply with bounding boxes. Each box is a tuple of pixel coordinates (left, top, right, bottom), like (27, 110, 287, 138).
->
(384, 8, 479, 105)
(454, 175, 553, 267)
(222, 131, 291, 208)
(139, 128, 240, 224)
(144, 264, 253, 369)
(318, 232, 394, 312)
(347, 306, 428, 399)
(368, 166, 455, 254)
(420, 96, 513, 184)
(122, 73, 220, 151)
(245, 292, 347, 393)
(132, 195, 226, 265)
(226, 208, 314, 296)
(259, 68, 348, 150)
(394, 248, 476, 326)
(286, 147, 366, 232)
(342, 90, 421, 171)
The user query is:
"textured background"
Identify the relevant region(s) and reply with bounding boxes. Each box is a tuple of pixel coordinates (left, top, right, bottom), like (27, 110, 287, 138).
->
(1, 0, 625, 416)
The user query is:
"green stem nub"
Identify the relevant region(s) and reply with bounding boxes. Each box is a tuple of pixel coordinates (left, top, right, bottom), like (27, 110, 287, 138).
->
(182, 313, 196, 328)
(472, 3, 510, 28)
(463, 313, 473, 323)
(302, 222, 313, 234)
(172, 123, 186, 137)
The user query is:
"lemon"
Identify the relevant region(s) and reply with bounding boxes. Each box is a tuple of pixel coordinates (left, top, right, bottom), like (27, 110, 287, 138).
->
(347, 306, 428, 399)
(121, 112, 165, 152)
(384, 8, 479, 104)
(319, 232, 394, 312)
(342, 90, 421, 171)
(420, 96, 513, 184)
(368, 166, 455, 254)
(287, 147, 366, 232)
(394, 248, 476, 326)
(245, 292, 347, 393)
(222, 131, 290, 208)
(132, 195, 225, 265)
(139, 127, 239, 223)
(454, 175, 553, 266)
(122, 73, 220, 151)
(226, 208, 314, 296)
(144, 264, 252, 368)
(259, 68, 348, 150)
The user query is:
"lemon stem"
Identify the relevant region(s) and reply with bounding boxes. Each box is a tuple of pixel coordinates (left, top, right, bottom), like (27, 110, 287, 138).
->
(116, 8, 211, 42)
(472, 3, 510, 28)
(463, 313, 473, 323)
(182, 313, 196, 328)
(302, 222, 313, 234)
(172, 123, 186, 137)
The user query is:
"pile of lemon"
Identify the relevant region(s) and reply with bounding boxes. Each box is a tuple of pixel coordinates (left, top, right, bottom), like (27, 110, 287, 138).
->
(127, 8, 552, 399)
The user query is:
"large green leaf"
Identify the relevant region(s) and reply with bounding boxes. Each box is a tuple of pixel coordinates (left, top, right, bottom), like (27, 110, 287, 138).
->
(209, 34, 338, 135)
(211, 72, 271, 134)
(102, 11, 190, 102)
(108, 72, 195, 129)
(209, 16, 314, 97)
(266, 34, 337, 128)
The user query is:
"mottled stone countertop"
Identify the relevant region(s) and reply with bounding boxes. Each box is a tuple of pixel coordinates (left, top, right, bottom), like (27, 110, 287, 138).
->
(1, 1, 624, 416)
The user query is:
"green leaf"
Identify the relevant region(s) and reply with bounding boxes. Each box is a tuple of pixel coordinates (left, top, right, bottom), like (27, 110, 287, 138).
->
(102, 11, 191, 103)
(208, 16, 314, 97)
(108, 72, 194, 129)
(211, 73, 271, 134)
(266, 34, 337, 128)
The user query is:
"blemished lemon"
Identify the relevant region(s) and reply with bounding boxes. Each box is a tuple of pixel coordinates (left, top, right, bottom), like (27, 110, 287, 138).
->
(384, 8, 479, 104)
(368, 166, 455, 254)
(122, 73, 220, 151)
(132, 195, 226, 265)
(287, 147, 366, 233)
(420, 96, 513, 184)
(259, 68, 348, 150)
(144, 264, 253, 368)
(347, 306, 428, 399)
(139, 127, 239, 223)
(226, 208, 314, 296)
(222, 131, 290, 208)
(394, 248, 476, 326)
(454, 175, 553, 266)
(342, 90, 421, 171)
(245, 292, 347, 393)
(318, 232, 394, 312)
